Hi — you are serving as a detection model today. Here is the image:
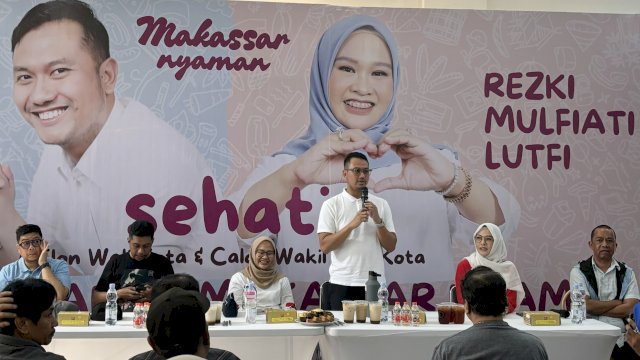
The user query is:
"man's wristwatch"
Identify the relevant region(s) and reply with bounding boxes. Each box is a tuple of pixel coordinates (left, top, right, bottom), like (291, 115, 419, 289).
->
(375, 220, 385, 228)
(40, 262, 51, 269)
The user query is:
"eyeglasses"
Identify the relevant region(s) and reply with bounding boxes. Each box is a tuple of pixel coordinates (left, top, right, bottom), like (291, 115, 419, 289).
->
(256, 250, 275, 257)
(18, 239, 43, 249)
(345, 168, 372, 176)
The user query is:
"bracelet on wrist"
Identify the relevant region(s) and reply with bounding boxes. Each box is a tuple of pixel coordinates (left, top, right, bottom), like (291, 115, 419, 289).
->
(444, 167, 472, 203)
(436, 163, 459, 196)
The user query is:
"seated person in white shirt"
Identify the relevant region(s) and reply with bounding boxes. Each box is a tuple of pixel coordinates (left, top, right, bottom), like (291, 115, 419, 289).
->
(227, 236, 295, 311)
(570, 224, 640, 360)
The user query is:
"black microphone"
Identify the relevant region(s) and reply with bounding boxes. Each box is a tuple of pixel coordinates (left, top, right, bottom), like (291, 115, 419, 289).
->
(360, 187, 368, 222)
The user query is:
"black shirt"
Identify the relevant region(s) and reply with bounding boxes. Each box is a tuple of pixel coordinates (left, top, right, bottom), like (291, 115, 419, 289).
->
(95, 252, 174, 310)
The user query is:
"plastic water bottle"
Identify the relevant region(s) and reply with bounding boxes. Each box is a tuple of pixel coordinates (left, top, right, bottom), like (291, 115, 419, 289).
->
(377, 282, 389, 323)
(143, 302, 150, 322)
(411, 301, 420, 326)
(401, 302, 411, 326)
(244, 280, 258, 324)
(133, 303, 145, 328)
(392, 301, 401, 326)
(571, 283, 586, 324)
(105, 283, 118, 326)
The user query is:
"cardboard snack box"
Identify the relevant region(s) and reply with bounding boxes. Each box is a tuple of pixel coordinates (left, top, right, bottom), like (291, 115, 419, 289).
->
(58, 311, 90, 326)
(523, 311, 560, 326)
(266, 308, 297, 323)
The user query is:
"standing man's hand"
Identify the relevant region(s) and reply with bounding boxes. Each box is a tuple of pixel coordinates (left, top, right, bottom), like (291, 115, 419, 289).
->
(349, 207, 370, 229)
(364, 200, 381, 224)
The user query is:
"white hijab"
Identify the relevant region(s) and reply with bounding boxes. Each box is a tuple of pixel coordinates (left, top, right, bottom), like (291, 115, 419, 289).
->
(465, 223, 525, 309)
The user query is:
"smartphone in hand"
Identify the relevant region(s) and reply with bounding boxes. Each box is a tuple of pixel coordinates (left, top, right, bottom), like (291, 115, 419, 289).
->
(633, 303, 640, 333)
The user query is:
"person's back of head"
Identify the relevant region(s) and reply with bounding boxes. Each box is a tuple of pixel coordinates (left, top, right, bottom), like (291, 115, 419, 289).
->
(146, 287, 210, 358)
(0, 278, 57, 345)
(150, 273, 200, 300)
(461, 265, 508, 317)
(11, 0, 110, 65)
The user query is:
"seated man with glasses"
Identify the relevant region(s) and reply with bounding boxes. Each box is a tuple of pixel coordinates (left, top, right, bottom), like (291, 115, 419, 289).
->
(317, 152, 397, 310)
(0, 224, 77, 314)
(226, 235, 294, 311)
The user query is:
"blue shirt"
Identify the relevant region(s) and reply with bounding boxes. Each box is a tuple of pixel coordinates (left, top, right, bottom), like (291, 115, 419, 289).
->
(0, 257, 71, 292)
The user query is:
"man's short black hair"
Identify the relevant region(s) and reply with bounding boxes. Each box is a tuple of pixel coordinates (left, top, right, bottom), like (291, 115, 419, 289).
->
(150, 273, 200, 301)
(590, 224, 616, 241)
(461, 266, 508, 317)
(0, 278, 56, 336)
(128, 220, 155, 240)
(344, 152, 369, 168)
(15, 224, 43, 243)
(12, 0, 110, 66)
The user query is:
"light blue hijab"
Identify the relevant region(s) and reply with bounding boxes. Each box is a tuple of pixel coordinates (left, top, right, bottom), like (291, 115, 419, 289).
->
(276, 14, 400, 168)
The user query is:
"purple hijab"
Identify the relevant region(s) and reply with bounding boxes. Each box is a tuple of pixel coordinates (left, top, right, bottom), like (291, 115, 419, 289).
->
(276, 14, 400, 168)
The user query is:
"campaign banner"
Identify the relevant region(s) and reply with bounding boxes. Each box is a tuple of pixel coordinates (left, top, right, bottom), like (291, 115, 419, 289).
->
(0, 0, 638, 311)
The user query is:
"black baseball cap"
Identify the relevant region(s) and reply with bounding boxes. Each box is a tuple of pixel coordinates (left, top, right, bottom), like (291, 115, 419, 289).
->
(146, 287, 210, 353)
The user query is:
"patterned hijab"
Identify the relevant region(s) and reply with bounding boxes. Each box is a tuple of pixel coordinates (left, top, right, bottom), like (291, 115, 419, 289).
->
(275, 14, 400, 168)
(242, 236, 284, 289)
(465, 223, 525, 308)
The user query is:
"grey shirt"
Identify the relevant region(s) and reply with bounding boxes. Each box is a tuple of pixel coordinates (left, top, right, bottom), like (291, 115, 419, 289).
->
(432, 320, 548, 360)
(0, 334, 66, 360)
(129, 348, 240, 360)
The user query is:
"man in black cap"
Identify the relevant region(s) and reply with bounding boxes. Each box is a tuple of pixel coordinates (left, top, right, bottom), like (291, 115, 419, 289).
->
(146, 287, 211, 359)
(91, 220, 174, 315)
(130, 274, 239, 360)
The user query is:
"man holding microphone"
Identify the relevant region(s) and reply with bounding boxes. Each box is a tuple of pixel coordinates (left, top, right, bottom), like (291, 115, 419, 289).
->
(317, 152, 397, 310)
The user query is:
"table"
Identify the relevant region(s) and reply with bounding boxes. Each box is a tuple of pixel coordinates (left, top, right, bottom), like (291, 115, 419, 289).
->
(320, 312, 621, 360)
(45, 314, 322, 360)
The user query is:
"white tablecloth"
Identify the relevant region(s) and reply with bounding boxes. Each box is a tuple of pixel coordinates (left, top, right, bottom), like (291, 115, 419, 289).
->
(320, 312, 621, 360)
(45, 314, 322, 360)
(44, 311, 620, 360)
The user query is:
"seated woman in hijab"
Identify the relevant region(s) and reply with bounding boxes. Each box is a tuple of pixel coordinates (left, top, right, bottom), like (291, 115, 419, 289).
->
(227, 236, 295, 311)
(455, 223, 524, 313)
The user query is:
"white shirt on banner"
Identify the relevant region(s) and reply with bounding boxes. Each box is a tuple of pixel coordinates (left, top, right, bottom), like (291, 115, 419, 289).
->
(27, 98, 214, 280)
